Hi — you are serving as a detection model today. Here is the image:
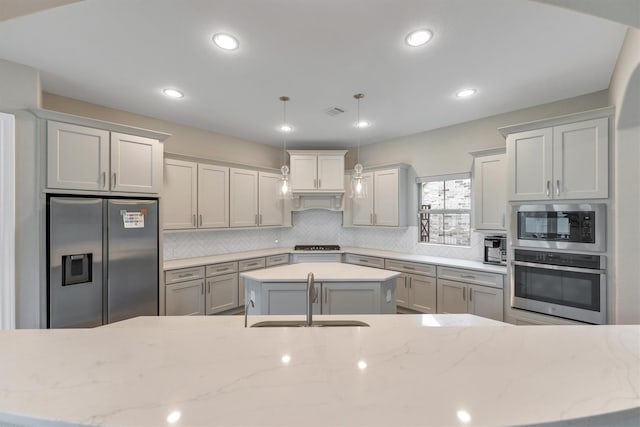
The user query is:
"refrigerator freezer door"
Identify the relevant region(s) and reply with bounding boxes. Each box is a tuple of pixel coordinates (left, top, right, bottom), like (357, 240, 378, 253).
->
(49, 197, 103, 328)
(106, 200, 158, 323)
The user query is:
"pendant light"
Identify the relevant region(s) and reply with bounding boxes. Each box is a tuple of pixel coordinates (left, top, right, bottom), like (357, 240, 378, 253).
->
(351, 93, 367, 198)
(277, 96, 293, 199)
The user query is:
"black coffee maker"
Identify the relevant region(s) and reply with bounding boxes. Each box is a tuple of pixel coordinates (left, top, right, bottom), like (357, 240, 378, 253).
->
(484, 235, 507, 265)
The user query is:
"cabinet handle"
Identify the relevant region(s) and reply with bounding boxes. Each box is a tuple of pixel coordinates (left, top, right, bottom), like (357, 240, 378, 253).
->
(216, 267, 228, 272)
(201, 283, 204, 295)
(470, 288, 473, 302)
(112, 173, 116, 188)
(461, 275, 475, 279)
(373, 213, 377, 225)
(178, 273, 193, 278)
(255, 214, 259, 225)
(324, 288, 328, 304)
(192, 214, 196, 226)
(359, 259, 369, 263)
(314, 178, 317, 188)
(405, 266, 415, 270)
(370, 213, 373, 224)
(247, 262, 258, 267)
(102, 172, 106, 189)
(409, 278, 412, 289)
(502, 213, 505, 228)
(546, 180, 550, 197)
(259, 214, 262, 225)
(556, 179, 560, 196)
(199, 214, 203, 226)
(207, 281, 211, 294)
(463, 287, 466, 301)
(318, 179, 321, 188)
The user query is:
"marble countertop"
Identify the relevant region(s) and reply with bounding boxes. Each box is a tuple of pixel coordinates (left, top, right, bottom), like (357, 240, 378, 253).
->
(164, 246, 507, 274)
(241, 262, 399, 282)
(1, 315, 638, 427)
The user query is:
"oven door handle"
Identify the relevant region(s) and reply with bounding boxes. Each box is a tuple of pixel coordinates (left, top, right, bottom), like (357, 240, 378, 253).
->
(512, 261, 605, 275)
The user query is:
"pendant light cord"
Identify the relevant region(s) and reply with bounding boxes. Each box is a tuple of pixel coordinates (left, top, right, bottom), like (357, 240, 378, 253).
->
(353, 93, 364, 169)
(279, 96, 289, 167)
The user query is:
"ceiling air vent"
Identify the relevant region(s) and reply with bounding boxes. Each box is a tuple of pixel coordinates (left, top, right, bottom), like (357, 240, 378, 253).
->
(324, 107, 346, 116)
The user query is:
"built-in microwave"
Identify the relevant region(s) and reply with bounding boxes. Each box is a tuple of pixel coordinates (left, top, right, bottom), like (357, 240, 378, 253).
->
(512, 204, 606, 252)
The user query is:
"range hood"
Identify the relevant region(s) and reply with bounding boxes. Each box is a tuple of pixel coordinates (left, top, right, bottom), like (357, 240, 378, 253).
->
(291, 191, 345, 211)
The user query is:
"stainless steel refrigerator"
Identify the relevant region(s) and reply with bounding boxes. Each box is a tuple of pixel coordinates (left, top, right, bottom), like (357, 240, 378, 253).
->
(48, 196, 158, 328)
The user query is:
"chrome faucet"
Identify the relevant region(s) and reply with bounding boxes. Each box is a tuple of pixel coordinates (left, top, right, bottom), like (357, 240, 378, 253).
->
(306, 272, 316, 326)
(244, 298, 254, 328)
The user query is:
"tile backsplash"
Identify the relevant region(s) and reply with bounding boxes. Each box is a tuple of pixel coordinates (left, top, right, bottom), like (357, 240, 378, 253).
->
(163, 210, 485, 261)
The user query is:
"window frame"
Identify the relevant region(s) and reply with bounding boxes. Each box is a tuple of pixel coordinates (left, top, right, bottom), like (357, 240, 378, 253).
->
(416, 172, 472, 246)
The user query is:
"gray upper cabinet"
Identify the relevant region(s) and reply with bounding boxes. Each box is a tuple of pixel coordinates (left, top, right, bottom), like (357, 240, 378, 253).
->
(472, 149, 507, 231)
(288, 150, 346, 192)
(110, 132, 162, 193)
(505, 114, 609, 201)
(47, 121, 162, 194)
(47, 121, 110, 192)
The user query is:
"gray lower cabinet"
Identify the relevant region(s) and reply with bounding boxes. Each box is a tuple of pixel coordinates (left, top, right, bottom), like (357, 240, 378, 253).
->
(322, 282, 380, 314)
(165, 266, 206, 316)
(206, 272, 238, 314)
(385, 259, 437, 313)
(261, 282, 321, 315)
(255, 281, 394, 315)
(436, 266, 504, 321)
(165, 279, 205, 316)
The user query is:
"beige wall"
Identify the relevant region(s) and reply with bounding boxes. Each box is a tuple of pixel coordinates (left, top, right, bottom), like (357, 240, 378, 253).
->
(42, 93, 283, 170)
(609, 27, 640, 324)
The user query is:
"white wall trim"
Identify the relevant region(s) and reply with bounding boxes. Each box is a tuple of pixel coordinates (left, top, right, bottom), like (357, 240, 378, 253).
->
(0, 112, 16, 329)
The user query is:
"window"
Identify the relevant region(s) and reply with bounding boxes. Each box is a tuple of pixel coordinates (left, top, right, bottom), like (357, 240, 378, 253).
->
(418, 173, 471, 246)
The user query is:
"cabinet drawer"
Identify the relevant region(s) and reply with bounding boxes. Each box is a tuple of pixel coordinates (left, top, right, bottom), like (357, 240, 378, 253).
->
(165, 266, 205, 285)
(344, 254, 385, 269)
(437, 266, 504, 289)
(239, 257, 266, 272)
(266, 254, 289, 267)
(206, 261, 238, 277)
(384, 259, 436, 276)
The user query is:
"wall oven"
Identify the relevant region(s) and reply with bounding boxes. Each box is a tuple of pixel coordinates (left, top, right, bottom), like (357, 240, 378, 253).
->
(513, 204, 606, 252)
(511, 249, 606, 324)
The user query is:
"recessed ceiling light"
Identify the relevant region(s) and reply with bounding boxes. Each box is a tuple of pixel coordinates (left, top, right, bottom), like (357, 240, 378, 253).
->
(162, 88, 184, 99)
(356, 120, 370, 129)
(280, 124, 292, 132)
(212, 33, 239, 50)
(456, 88, 477, 98)
(405, 29, 433, 47)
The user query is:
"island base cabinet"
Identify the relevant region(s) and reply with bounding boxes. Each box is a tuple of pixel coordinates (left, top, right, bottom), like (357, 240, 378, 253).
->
(165, 279, 205, 316)
(206, 273, 238, 314)
(245, 280, 395, 315)
(323, 283, 379, 315)
(260, 283, 321, 315)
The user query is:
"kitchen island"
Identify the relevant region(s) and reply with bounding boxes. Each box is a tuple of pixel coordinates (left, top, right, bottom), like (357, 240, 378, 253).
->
(242, 262, 400, 315)
(0, 314, 638, 426)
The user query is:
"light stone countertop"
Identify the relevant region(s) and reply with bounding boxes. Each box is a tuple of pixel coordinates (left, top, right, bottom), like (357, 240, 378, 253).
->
(164, 246, 507, 274)
(0, 315, 638, 427)
(240, 262, 399, 282)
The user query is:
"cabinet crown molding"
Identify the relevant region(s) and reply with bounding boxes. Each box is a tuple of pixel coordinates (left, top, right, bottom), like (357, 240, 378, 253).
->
(497, 106, 614, 138)
(30, 108, 172, 141)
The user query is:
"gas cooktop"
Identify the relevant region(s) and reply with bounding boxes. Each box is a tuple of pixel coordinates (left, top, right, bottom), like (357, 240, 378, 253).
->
(294, 245, 341, 251)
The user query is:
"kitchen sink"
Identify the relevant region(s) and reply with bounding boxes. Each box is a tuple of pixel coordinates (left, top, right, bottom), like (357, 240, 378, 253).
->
(250, 320, 369, 328)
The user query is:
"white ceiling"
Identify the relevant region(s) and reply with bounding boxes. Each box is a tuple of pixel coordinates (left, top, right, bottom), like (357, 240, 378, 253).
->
(0, 0, 628, 149)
